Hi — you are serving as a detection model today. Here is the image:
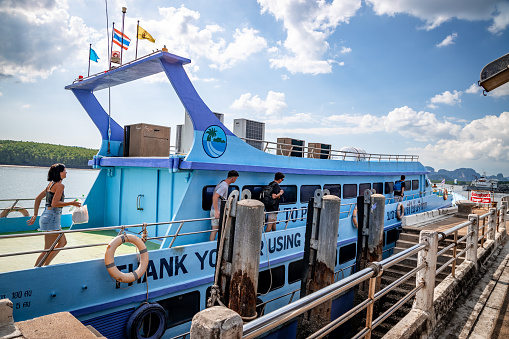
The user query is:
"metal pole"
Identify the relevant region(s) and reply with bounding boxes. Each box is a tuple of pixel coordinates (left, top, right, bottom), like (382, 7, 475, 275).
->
(88, 44, 91, 77)
(136, 20, 139, 60)
(109, 22, 115, 70)
(36, 233, 63, 267)
(120, 7, 126, 65)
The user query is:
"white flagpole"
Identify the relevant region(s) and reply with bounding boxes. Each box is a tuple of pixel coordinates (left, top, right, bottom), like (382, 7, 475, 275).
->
(120, 7, 126, 65)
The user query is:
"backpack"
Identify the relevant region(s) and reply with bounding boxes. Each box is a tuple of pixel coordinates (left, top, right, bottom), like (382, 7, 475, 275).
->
(260, 182, 276, 207)
(393, 180, 402, 191)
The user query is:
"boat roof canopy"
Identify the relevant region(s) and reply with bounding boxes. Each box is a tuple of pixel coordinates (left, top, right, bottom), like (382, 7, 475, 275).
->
(65, 52, 191, 92)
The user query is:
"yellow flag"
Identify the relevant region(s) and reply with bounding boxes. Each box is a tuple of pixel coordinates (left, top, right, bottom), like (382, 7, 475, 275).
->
(137, 26, 155, 43)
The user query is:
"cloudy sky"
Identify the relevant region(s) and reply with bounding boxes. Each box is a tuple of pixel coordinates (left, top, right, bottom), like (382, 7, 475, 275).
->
(0, 0, 508, 176)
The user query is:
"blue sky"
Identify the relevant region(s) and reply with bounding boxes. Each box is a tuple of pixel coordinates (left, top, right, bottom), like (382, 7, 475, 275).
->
(0, 0, 508, 176)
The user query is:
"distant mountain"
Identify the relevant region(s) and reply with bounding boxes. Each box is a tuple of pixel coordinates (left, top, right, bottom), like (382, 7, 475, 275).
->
(425, 166, 509, 182)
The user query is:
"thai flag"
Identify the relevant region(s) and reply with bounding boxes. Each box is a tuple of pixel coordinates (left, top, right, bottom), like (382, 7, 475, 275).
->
(113, 28, 131, 50)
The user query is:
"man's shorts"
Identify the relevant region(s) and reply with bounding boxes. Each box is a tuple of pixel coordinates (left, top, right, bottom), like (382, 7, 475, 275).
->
(267, 212, 278, 222)
(210, 208, 219, 227)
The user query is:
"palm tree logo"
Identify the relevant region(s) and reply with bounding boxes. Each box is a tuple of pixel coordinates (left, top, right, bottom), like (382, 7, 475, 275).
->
(202, 125, 227, 158)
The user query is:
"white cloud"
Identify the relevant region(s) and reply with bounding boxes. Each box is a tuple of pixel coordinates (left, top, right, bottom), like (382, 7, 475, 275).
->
(366, 0, 509, 32)
(436, 32, 457, 47)
(429, 90, 462, 107)
(230, 91, 287, 116)
(414, 112, 509, 163)
(0, 0, 100, 82)
(340, 46, 352, 54)
(21, 104, 30, 109)
(465, 83, 482, 94)
(258, 0, 361, 74)
(281, 74, 289, 81)
(0, 92, 2, 96)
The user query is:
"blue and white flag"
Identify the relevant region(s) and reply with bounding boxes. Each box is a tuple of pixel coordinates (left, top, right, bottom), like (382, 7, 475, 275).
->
(441, 179, 445, 184)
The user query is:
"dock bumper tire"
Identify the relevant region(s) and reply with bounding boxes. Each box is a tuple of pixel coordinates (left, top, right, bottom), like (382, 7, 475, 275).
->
(396, 203, 405, 221)
(126, 302, 167, 339)
(105, 234, 149, 283)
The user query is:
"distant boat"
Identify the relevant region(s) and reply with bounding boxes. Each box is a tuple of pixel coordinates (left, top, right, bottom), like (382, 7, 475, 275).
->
(466, 174, 498, 191)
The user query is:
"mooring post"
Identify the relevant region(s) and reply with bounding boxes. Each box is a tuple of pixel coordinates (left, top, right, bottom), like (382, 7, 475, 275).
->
(298, 192, 341, 338)
(501, 201, 508, 231)
(228, 199, 264, 319)
(467, 214, 479, 269)
(190, 306, 243, 339)
(414, 230, 438, 313)
(488, 207, 496, 242)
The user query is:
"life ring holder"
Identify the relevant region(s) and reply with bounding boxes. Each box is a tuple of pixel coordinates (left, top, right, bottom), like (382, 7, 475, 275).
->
(396, 203, 405, 221)
(126, 302, 167, 339)
(352, 206, 358, 229)
(0, 208, 29, 218)
(443, 189, 448, 201)
(105, 233, 149, 283)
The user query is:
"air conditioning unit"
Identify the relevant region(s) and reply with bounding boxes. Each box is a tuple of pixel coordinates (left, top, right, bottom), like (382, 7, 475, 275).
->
(233, 118, 265, 150)
(175, 111, 225, 155)
(213, 112, 224, 123)
(277, 137, 305, 157)
(308, 143, 331, 159)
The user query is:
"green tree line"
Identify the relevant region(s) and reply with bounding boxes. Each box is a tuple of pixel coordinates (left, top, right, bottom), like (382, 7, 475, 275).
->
(0, 140, 98, 169)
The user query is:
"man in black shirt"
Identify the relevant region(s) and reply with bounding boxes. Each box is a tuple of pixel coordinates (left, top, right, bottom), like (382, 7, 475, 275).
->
(265, 172, 285, 232)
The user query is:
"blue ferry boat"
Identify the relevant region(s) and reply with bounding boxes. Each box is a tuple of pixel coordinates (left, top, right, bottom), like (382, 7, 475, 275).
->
(0, 51, 451, 339)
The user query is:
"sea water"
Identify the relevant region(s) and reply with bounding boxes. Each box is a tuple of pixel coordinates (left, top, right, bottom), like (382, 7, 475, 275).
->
(0, 165, 98, 211)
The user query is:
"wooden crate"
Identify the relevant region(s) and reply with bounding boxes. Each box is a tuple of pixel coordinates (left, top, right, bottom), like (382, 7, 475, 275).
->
(124, 123, 171, 157)
(276, 137, 305, 157)
(308, 143, 331, 159)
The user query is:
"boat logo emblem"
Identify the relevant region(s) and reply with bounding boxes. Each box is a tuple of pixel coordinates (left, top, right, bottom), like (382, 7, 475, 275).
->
(202, 125, 227, 158)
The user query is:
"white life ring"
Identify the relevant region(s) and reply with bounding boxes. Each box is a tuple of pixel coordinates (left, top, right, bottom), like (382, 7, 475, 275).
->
(105, 234, 149, 283)
(352, 206, 358, 228)
(396, 203, 405, 221)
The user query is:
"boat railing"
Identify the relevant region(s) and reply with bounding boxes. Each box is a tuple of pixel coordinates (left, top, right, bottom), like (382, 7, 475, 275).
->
(0, 197, 81, 218)
(240, 137, 419, 162)
(242, 202, 508, 339)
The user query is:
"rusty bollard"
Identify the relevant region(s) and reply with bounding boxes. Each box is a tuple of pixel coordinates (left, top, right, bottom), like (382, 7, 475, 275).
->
(228, 199, 264, 319)
(298, 192, 341, 338)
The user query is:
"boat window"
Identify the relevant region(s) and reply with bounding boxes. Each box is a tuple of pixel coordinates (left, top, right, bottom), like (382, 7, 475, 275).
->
(280, 185, 297, 204)
(258, 265, 285, 293)
(300, 185, 321, 203)
(385, 229, 399, 245)
(243, 185, 264, 200)
(412, 180, 419, 190)
(339, 243, 356, 264)
(343, 184, 358, 199)
(359, 183, 371, 196)
(385, 182, 394, 194)
(373, 182, 383, 194)
(405, 181, 411, 191)
(157, 290, 200, 328)
(288, 259, 304, 284)
(202, 185, 240, 210)
(425, 178, 429, 187)
(324, 184, 341, 198)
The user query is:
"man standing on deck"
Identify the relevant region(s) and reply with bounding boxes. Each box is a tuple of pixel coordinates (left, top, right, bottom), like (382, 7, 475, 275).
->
(264, 172, 285, 232)
(394, 175, 405, 202)
(210, 170, 239, 241)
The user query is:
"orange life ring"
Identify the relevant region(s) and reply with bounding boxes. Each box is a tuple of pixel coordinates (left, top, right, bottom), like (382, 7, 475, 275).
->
(105, 234, 149, 283)
(0, 208, 29, 218)
(443, 189, 448, 201)
(396, 203, 405, 221)
(352, 206, 358, 228)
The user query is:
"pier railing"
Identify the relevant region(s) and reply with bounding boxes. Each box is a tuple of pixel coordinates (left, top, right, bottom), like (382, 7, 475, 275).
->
(242, 200, 508, 339)
(240, 137, 419, 162)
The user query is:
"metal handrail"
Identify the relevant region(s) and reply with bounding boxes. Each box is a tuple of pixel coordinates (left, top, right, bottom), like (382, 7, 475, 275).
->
(240, 137, 419, 162)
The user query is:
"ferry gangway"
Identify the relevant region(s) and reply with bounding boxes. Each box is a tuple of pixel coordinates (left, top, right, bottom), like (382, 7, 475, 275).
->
(241, 200, 508, 339)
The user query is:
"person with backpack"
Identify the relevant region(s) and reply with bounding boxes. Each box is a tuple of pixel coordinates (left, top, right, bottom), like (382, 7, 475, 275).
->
(262, 172, 285, 232)
(393, 175, 405, 202)
(210, 170, 239, 241)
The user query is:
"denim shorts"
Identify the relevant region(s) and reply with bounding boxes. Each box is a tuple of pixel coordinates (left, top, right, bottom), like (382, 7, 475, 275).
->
(38, 208, 62, 231)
